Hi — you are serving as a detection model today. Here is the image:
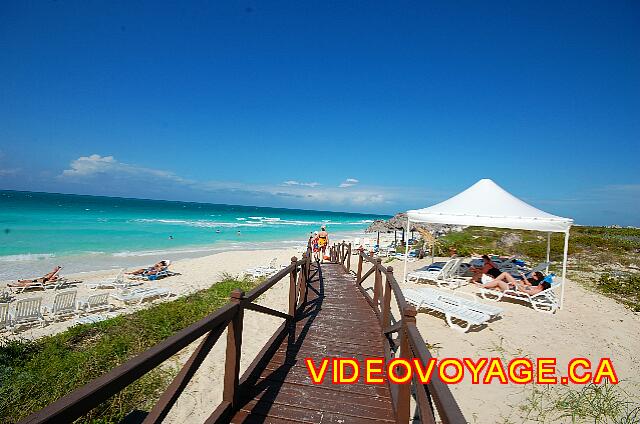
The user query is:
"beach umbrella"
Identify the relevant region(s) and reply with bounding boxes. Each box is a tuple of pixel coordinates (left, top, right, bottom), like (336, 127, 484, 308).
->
(388, 213, 409, 243)
(365, 220, 388, 246)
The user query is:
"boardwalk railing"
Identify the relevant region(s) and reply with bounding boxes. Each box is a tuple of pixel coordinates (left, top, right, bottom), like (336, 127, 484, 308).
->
(329, 242, 466, 424)
(19, 250, 313, 424)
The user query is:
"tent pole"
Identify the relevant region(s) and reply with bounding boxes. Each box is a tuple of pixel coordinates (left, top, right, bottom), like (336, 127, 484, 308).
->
(546, 232, 551, 274)
(560, 229, 569, 310)
(403, 218, 411, 283)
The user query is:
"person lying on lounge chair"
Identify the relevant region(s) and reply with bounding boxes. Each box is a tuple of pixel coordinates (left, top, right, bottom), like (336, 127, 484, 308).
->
(14, 266, 62, 285)
(475, 271, 550, 294)
(127, 261, 169, 275)
(469, 255, 501, 283)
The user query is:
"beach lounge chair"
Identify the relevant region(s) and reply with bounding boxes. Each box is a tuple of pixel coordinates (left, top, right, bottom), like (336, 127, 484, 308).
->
(528, 261, 552, 275)
(0, 303, 9, 333)
(10, 297, 45, 331)
(403, 288, 492, 333)
(45, 277, 81, 290)
(129, 266, 178, 281)
(75, 313, 117, 326)
(7, 280, 45, 294)
(45, 290, 78, 321)
(110, 287, 172, 305)
(86, 269, 142, 289)
(479, 276, 561, 313)
(244, 258, 286, 278)
(435, 259, 471, 289)
(415, 287, 503, 318)
(79, 293, 113, 314)
(407, 258, 460, 285)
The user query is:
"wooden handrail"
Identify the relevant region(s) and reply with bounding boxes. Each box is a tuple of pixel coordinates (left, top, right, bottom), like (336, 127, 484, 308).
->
(336, 241, 466, 424)
(20, 247, 313, 424)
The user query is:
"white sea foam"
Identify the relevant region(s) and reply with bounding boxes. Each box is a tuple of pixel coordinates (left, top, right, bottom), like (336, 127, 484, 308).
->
(0, 253, 56, 262)
(112, 246, 221, 257)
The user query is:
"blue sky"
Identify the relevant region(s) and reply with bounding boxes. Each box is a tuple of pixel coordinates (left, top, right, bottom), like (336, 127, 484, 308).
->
(0, 1, 638, 225)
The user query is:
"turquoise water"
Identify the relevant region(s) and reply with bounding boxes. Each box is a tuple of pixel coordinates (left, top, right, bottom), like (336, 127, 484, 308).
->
(0, 190, 387, 278)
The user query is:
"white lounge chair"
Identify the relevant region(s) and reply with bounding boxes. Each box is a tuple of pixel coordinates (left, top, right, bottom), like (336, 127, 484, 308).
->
(45, 290, 78, 321)
(7, 280, 45, 294)
(10, 297, 45, 331)
(44, 277, 80, 290)
(407, 258, 460, 285)
(79, 293, 113, 314)
(75, 313, 117, 326)
(435, 258, 471, 289)
(110, 287, 172, 305)
(479, 278, 561, 313)
(415, 287, 503, 318)
(85, 269, 142, 289)
(403, 288, 492, 332)
(0, 303, 9, 332)
(245, 258, 285, 278)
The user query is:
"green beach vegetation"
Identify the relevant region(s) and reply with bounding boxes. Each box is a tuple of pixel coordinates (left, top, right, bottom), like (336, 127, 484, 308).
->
(404, 226, 640, 311)
(0, 274, 259, 423)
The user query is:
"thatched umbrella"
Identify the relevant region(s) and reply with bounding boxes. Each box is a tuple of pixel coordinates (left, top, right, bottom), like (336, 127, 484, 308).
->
(387, 212, 409, 243)
(365, 220, 389, 246)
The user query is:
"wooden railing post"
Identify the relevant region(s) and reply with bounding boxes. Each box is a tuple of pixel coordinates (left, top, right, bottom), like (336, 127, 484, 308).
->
(289, 256, 298, 318)
(373, 258, 383, 308)
(223, 289, 244, 409)
(346, 243, 351, 271)
(297, 254, 307, 308)
(356, 253, 363, 284)
(396, 305, 417, 424)
(382, 267, 393, 329)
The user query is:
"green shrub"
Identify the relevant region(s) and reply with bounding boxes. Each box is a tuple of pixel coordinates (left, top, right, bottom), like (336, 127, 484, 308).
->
(0, 275, 258, 423)
(596, 273, 640, 311)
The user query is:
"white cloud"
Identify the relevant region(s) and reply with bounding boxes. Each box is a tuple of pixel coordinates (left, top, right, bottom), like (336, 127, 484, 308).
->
(61, 154, 117, 177)
(339, 178, 359, 188)
(60, 154, 190, 184)
(282, 180, 321, 187)
(0, 168, 20, 177)
(58, 154, 397, 209)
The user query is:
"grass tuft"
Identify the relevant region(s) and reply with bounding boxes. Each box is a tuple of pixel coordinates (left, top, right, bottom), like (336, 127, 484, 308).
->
(0, 274, 258, 423)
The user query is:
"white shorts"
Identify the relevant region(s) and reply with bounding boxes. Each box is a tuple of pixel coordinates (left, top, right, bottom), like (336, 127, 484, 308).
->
(481, 274, 494, 284)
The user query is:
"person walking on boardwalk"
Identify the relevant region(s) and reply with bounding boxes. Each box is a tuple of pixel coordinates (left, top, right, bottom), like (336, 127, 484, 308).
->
(317, 225, 329, 263)
(311, 231, 320, 262)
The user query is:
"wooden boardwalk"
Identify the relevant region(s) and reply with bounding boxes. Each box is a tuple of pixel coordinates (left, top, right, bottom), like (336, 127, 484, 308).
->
(231, 261, 396, 423)
(20, 244, 465, 424)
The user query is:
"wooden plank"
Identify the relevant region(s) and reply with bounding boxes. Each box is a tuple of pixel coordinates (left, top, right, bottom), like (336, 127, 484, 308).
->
(229, 262, 397, 424)
(238, 399, 395, 423)
(255, 366, 390, 397)
(244, 380, 393, 410)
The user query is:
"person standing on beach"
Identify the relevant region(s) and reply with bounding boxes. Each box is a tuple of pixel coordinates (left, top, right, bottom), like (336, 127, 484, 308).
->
(317, 225, 329, 263)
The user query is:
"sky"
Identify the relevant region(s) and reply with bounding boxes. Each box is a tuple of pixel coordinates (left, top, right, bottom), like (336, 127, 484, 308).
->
(0, 1, 638, 225)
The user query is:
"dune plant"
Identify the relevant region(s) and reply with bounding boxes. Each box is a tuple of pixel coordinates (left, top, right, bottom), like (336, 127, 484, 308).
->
(0, 275, 258, 423)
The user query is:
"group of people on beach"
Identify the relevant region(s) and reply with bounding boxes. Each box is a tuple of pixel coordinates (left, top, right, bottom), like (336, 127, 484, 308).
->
(310, 225, 329, 262)
(469, 254, 550, 294)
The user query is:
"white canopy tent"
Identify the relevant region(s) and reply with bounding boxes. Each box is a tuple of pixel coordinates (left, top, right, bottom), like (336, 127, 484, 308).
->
(403, 179, 573, 309)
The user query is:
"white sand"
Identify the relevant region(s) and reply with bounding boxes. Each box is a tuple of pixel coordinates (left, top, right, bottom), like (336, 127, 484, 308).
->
(0, 246, 306, 340)
(351, 253, 640, 423)
(3, 233, 639, 423)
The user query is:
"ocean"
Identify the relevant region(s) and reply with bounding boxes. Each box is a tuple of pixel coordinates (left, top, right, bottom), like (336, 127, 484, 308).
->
(0, 190, 388, 279)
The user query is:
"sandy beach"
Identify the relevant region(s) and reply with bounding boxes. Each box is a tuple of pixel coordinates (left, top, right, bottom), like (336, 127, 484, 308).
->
(352, 252, 640, 423)
(2, 233, 639, 423)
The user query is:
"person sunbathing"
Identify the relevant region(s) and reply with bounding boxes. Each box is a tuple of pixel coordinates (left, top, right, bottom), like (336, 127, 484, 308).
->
(475, 271, 550, 293)
(127, 261, 169, 275)
(469, 255, 501, 284)
(15, 266, 62, 285)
